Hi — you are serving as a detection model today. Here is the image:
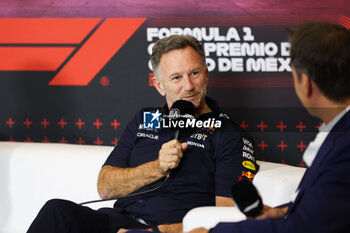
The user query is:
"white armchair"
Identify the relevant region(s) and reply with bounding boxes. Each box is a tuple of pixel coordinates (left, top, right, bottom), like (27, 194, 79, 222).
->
(0, 142, 114, 233)
(0, 141, 306, 233)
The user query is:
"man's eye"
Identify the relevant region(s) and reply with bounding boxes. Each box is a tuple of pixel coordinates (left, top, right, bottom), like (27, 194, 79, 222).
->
(192, 71, 200, 76)
(172, 76, 180, 80)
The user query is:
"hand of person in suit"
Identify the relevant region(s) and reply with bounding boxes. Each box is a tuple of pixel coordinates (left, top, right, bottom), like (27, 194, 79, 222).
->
(185, 227, 209, 233)
(255, 205, 288, 219)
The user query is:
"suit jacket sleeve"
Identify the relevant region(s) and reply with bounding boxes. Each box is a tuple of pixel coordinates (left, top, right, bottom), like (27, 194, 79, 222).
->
(211, 126, 350, 233)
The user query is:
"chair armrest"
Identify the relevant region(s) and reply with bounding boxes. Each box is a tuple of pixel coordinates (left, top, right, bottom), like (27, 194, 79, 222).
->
(182, 206, 246, 232)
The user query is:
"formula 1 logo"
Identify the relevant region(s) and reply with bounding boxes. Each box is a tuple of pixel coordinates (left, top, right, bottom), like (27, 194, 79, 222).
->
(0, 18, 145, 86)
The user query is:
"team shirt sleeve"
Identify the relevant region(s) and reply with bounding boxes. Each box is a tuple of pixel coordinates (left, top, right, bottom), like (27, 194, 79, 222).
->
(103, 110, 141, 167)
(214, 125, 259, 197)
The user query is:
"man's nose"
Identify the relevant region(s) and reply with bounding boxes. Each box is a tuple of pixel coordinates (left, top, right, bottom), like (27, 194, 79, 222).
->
(183, 75, 194, 91)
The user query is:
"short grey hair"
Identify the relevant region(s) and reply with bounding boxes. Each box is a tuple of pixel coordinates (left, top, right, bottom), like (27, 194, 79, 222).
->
(150, 35, 206, 79)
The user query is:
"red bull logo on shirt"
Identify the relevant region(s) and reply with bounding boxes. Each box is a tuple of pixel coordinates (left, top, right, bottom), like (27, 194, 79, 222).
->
(242, 171, 255, 179)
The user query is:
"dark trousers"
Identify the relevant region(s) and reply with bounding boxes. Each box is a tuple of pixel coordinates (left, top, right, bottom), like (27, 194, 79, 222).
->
(27, 199, 149, 233)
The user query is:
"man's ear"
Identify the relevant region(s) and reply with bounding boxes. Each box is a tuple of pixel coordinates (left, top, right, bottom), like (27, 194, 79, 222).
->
(152, 77, 166, 96)
(301, 73, 313, 98)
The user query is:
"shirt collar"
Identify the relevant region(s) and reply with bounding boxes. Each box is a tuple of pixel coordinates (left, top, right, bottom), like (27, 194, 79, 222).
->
(303, 105, 350, 167)
(319, 105, 350, 133)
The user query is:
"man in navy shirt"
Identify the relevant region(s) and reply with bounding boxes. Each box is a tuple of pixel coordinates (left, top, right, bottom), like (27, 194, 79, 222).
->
(188, 21, 350, 233)
(27, 35, 258, 233)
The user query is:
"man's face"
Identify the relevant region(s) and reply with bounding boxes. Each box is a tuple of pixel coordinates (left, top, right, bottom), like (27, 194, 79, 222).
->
(154, 46, 209, 110)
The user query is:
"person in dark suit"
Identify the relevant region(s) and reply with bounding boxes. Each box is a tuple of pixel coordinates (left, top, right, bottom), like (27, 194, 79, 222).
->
(188, 21, 350, 233)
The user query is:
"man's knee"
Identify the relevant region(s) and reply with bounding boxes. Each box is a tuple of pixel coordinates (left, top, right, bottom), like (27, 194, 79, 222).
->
(40, 199, 77, 216)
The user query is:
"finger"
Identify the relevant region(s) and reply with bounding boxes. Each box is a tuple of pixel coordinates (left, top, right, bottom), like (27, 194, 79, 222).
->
(177, 149, 184, 158)
(164, 161, 176, 171)
(162, 140, 182, 151)
(168, 161, 175, 170)
(160, 147, 182, 158)
(255, 213, 267, 220)
(159, 155, 181, 170)
(181, 142, 188, 151)
(170, 139, 182, 147)
(117, 229, 128, 233)
(161, 144, 184, 157)
(162, 155, 181, 163)
(169, 160, 180, 169)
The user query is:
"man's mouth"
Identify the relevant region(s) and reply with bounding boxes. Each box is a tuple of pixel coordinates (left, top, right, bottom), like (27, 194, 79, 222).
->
(182, 94, 198, 101)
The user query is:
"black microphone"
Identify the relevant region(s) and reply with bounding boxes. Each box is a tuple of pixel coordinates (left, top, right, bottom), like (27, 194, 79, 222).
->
(231, 180, 263, 217)
(166, 100, 195, 176)
(168, 100, 195, 139)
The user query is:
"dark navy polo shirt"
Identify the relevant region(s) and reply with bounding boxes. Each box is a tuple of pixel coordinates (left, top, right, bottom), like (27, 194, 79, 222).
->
(103, 97, 259, 225)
